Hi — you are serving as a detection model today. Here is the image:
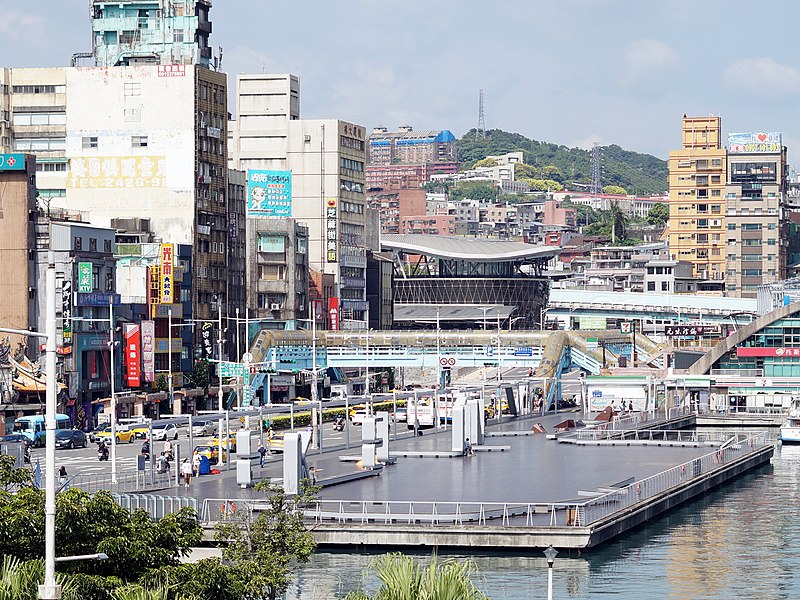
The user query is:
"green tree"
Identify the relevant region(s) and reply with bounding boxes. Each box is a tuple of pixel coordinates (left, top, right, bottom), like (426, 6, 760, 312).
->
(154, 375, 168, 394)
(585, 202, 628, 243)
(541, 165, 564, 182)
(602, 185, 628, 195)
(213, 481, 317, 600)
(449, 181, 498, 202)
(647, 202, 669, 226)
(472, 157, 498, 168)
(562, 200, 600, 227)
(342, 553, 489, 600)
(513, 163, 539, 179)
(519, 178, 562, 192)
(0, 454, 32, 492)
(186, 360, 209, 391)
(0, 556, 80, 600)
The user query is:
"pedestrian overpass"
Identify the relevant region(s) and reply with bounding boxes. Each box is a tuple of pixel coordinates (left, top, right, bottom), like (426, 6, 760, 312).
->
(244, 328, 661, 409)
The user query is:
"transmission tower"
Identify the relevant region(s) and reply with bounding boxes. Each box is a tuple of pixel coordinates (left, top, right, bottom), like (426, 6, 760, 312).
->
(591, 143, 602, 195)
(475, 89, 486, 140)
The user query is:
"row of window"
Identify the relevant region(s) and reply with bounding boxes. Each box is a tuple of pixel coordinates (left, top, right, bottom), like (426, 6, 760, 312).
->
(341, 201, 364, 215)
(340, 179, 363, 193)
(73, 237, 113, 253)
(13, 111, 66, 126)
(14, 138, 65, 151)
(12, 85, 65, 94)
(340, 158, 364, 172)
(727, 223, 777, 230)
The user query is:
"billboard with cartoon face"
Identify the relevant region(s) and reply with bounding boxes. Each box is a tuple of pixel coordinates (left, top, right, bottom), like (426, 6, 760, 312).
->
(247, 170, 292, 217)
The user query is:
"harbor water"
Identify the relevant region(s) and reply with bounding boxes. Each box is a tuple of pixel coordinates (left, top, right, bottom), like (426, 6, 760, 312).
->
(287, 429, 799, 599)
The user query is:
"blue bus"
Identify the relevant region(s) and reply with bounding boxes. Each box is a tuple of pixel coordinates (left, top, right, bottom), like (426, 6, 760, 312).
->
(11, 414, 72, 447)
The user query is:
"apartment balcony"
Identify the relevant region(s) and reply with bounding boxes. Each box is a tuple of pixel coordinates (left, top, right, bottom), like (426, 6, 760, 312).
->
(257, 280, 289, 294)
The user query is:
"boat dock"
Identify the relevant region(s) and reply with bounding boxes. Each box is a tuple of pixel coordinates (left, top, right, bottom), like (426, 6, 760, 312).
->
(180, 409, 773, 552)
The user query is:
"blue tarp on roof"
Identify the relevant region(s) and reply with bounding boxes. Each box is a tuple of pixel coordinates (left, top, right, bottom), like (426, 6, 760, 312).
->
(435, 130, 456, 143)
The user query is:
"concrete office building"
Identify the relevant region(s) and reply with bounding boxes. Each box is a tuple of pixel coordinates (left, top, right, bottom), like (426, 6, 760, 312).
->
(0, 153, 37, 353)
(667, 116, 727, 292)
(229, 73, 369, 329)
(723, 132, 788, 297)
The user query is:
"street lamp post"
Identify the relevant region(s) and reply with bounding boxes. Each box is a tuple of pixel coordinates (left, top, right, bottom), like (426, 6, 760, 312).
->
(544, 546, 558, 600)
(108, 299, 117, 484)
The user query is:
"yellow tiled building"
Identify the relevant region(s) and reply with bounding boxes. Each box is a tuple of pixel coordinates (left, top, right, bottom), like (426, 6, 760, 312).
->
(668, 116, 727, 293)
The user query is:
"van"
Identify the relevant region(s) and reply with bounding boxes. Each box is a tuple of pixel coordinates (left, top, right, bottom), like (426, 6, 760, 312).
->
(11, 414, 72, 447)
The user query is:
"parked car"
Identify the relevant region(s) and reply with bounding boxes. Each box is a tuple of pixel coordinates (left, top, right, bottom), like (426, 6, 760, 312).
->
(193, 444, 227, 465)
(191, 420, 218, 437)
(90, 426, 135, 444)
(54, 429, 87, 449)
(390, 408, 407, 423)
(150, 423, 179, 441)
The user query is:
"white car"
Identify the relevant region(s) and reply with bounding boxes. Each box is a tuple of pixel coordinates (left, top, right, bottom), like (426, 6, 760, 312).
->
(350, 409, 369, 426)
(191, 420, 218, 437)
(150, 423, 179, 441)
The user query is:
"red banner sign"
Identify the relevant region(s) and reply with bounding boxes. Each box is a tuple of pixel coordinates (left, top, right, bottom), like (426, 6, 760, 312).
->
(737, 347, 800, 357)
(328, 297, 339, 331)
(125, 324, 141, 387)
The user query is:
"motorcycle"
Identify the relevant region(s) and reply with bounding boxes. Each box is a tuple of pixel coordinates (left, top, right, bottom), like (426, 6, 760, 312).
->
(141, 441, 151, 461)
(97, 443, 109, 461)
(333, 416, 345, 432)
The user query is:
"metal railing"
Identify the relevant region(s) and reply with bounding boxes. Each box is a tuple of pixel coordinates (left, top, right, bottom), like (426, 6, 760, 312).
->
(569, 429, 732, 444)
(112, 493, 197, 521)
(64, 470, 174, 494)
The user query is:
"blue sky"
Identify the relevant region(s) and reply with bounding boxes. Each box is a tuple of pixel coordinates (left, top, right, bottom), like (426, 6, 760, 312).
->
(4, 0, 800, 163)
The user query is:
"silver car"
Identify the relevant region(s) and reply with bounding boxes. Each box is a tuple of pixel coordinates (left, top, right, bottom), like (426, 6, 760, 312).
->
(191, 420, 218, 437)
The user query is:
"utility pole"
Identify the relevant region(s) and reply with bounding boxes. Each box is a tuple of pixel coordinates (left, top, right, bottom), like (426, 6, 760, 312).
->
(217, 299, 224, 467)
(109, 298, 117, 484)
(167, 308, 173, 414)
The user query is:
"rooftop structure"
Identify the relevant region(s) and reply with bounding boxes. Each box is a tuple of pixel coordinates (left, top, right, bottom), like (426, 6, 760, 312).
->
(368, 126, 457, 166)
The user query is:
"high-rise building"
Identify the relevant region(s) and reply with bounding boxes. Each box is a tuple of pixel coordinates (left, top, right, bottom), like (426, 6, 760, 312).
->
(229, 74, 369, 329)
(668, 116, 727, 293)
(723, 132, 787, 297)
(90, 0, 214, 68)
(367, 126, 457, 166)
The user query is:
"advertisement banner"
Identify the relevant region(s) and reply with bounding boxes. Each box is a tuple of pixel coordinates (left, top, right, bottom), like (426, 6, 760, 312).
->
(124, 324, 141, 388)
(159, 243, 175, 304)
(727, 132, 782, 154)
(62, 280, 72, 344)
(325, 198, 338, 262)
(201, 321, 214, 359)
(77, 262, 93, 293)
(141, 320, 155, 383)
(328, 297, 340, 331)
(246, 170, 292, 217)
(67, 156, 166, 188)
(737, 347, 800, 357)
(0, 154, 25, 171)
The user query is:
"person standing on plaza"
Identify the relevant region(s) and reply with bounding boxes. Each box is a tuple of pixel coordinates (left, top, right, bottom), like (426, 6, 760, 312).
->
(180, 458, 192, 487)
(58, 466, 69, 490)
(192, 451, 202, 477)
(257, 441, 267, 467)
(163, 438, 173, 460)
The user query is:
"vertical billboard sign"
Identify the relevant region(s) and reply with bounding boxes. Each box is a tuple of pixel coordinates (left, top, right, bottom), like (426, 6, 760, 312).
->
(325, 198, 338, 262)
(159, 243, 174, 304)
(124, 323, 141, 388)
(246, 170, 292, 217)
(201, 321, 214, 359)
(141, 320, 155, 383)
(328, 297, 339, 331)
(61, 280, 72, 345)
(78, 262, 93, 293)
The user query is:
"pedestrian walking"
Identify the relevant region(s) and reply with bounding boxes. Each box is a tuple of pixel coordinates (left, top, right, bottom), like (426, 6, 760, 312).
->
(163, 438, 173, 459)
(192, 452, 201, 477)
(267, 427, 274, 453)
(257, 441, 266, 467)
(180, 458, 192, 487)
(463, 438, 475, 457)
(58, 466, 69, 490)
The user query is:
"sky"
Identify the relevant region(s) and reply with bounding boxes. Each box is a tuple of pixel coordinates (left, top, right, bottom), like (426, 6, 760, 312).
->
(3, 0, 800, 164)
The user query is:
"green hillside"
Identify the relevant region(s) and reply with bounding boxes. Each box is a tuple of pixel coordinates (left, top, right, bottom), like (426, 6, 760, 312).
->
(456, 129, 668, 195)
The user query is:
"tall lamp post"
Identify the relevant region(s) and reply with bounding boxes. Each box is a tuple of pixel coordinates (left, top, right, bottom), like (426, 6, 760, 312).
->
(544, 545, 558, 600)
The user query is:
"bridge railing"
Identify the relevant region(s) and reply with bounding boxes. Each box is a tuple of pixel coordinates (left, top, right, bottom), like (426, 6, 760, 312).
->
(112, 493, 197, 520)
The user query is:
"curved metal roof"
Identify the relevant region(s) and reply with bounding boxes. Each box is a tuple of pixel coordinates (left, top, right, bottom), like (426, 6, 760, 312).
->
(381, 234, 560, 262)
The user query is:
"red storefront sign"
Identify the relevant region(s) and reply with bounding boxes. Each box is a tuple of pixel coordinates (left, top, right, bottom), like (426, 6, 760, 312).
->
(125, 324, 141, 387)
(737, 347, 800, 357)
(328, 297, 339, 331)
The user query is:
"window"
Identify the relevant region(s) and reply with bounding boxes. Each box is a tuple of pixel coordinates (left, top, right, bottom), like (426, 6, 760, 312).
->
(82, 136, 98, 149)
(36, 162, 67, 172)
(124, 109, 141, 122)
(14, 138, 65, 151)
(339, 158, 364, 172)
(647, 282, 655, 291)
(258, 265, 285, 280)
(741, 223, 762, 231)
(697, 234, 709, 243)
(89, 238, 97, 252)
(742, 269, 762, 276)
(173, 30, 184, 42)
(768, 223, 776, 230)
(697, 219, 708, 229)
(661, 281, 669, 291)
(711, 189, 721, 196)
(296, 237, 307, 254)
(131, 135, 148, 148)
(74, 237, 82, 251)
(12, 85, 65, 94)
(123, 82, 141, 96)
(727, 223, 736, 230)
(742, 254, 762, 261)
(104, 239, 112, 253)
(12, 111, 66, 126)
(711, 204, 721, 213)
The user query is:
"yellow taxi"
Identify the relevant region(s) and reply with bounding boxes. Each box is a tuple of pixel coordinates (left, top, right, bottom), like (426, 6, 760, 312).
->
(91, 426, 135, 444)
(128, 423, 151, 439)
(348, 404, 366, 418)
(210, 434, 238, 452)
(193, 444, 227, 465)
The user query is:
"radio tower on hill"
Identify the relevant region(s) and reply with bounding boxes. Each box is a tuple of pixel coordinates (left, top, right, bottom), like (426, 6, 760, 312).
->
(475, 89, 486, 140)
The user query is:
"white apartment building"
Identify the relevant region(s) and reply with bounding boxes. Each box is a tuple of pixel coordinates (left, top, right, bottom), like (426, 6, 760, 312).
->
(229, 73, 369, 329)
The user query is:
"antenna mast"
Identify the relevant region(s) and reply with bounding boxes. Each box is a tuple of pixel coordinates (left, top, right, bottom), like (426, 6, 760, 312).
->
(592, 143, 602, 195)
(475, 89, 486, 140)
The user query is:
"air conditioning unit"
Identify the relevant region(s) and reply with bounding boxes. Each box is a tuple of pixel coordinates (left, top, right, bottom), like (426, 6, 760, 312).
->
(270, 303, 281, 311)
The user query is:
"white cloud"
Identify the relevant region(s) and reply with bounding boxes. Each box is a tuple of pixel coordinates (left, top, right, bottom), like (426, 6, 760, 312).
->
(569, 135, 606, 151)
(723, 58, 800, 95)
(624, 39, 678, 74)
(0, 10, 42, 36)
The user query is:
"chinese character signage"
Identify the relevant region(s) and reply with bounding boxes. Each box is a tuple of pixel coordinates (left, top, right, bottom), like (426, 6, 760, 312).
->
(727, 132, 782, 154)
(141, 320, 155, 383)
(78, 262, 92, 293)
(67, 156, 166, 188)
(665, 325, 719, 337)
(328, 297, 339, 331)
(124, 323, 141, 388)
(0, 154, 25, 171)
(325, 198, 338, 262)
(61, 280, 72, 344)
(247, 170, 292, 217)
(160, 243, 175, 304)
(737, 347, 800, 357)
(158, 64, 186, 77)
(201, 321, 214, 359)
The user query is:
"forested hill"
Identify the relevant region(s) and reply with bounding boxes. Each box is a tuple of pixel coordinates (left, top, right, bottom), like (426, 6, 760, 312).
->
(456, 129, 668, 195)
